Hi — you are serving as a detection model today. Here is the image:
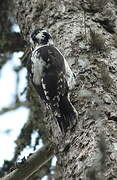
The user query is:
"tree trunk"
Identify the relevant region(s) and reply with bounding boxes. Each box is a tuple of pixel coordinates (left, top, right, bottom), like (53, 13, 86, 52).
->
(15, 0, 117, 179)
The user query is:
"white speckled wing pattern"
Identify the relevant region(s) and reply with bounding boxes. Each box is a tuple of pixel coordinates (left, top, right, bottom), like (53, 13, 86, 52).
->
(55, 47, 76, 90)
(30, 44, 77, 132)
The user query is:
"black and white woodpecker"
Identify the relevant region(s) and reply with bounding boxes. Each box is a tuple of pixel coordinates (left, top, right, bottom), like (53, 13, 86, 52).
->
(28, 28, 78, 132)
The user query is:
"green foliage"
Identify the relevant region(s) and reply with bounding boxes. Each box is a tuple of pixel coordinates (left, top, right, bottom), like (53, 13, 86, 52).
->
(90, 29, 105, 51)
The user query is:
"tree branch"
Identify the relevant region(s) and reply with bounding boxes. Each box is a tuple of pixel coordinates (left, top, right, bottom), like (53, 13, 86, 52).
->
(0, 32, 26, 53)
(1, 143, 55, 180)
(0, 101, 28, 115)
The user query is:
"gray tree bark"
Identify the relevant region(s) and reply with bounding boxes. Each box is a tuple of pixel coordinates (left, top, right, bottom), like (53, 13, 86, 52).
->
(14, 0, 117, 179)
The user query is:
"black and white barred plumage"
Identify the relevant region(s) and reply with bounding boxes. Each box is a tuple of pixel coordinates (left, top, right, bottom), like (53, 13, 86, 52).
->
(28, 28, 77, 132)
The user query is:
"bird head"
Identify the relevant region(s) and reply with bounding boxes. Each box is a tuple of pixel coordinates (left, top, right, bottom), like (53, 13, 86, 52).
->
(30, 28, 53, 48)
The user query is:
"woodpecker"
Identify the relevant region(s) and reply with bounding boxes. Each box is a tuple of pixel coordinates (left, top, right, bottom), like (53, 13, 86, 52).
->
(28, 28, 77, 132)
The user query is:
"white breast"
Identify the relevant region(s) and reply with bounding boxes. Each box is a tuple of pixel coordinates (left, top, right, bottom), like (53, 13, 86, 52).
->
(31, 50, 45, 85)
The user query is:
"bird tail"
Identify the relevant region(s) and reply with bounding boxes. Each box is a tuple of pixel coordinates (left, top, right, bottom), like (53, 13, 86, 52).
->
(53, 95, 78, 133)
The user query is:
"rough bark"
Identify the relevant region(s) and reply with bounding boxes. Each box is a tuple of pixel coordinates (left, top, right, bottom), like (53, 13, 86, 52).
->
(14, 0, 117, 179)
(2, 143, 54, 180)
